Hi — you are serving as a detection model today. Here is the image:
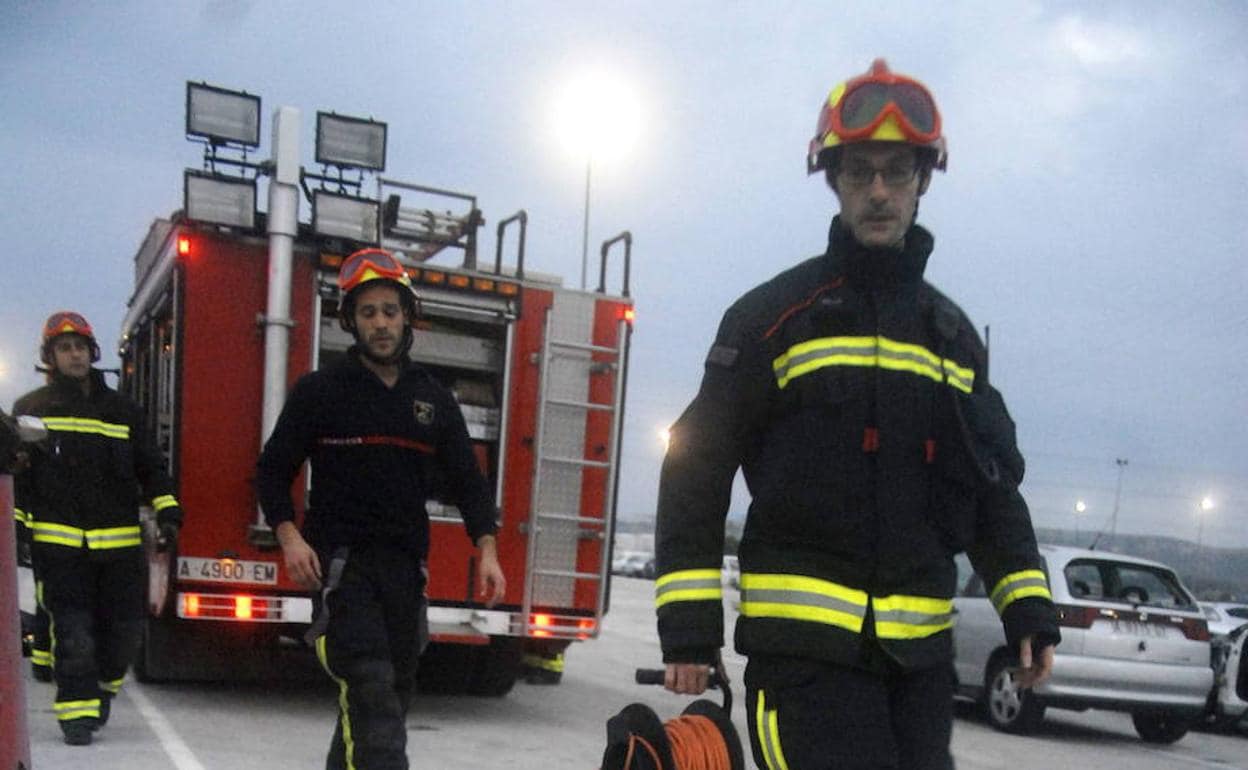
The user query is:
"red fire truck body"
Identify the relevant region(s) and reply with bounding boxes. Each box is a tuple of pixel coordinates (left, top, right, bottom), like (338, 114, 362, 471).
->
(121, 179, 633, 693)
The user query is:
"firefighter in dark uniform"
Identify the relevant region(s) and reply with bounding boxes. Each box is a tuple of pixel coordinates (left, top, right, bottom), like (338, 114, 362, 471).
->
(13, 311, 183, 746)
(257, 248, 506, 770)
(654, 60, 1060, 770)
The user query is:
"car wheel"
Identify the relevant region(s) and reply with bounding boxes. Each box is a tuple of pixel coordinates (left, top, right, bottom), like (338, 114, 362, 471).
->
(1131, 711, 1190, 744)
(983, 653, 1045, 734)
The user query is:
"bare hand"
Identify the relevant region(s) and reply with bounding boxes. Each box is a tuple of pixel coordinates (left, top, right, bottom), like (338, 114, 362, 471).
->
(1015, 635, 1055, 689)
(665, 662, 710, 695)
(476, 535, 506, 607)
(277, 522, 322, 590)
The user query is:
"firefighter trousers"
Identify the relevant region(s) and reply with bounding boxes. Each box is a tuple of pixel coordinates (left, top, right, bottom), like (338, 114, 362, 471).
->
(744, 645, 954, 770)
(31, 579, 53, 674)
(313, 544, 428, 770)
(38, 549, 144, 729)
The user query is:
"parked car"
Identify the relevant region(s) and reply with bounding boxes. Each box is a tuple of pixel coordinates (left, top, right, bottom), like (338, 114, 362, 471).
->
(953, 545, 1213, 744)
(1201, 602, 1248, 638)
(611, 551, 651, 578)
(1206, 621, 1248, 730)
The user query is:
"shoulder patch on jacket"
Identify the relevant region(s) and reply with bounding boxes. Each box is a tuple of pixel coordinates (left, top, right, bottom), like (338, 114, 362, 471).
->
(706, 344, 739, 369)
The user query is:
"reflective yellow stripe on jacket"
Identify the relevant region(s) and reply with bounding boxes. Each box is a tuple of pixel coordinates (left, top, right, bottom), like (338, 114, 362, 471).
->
(990, 569, 1052, 614)
(739, 573, 953, 640)
(31, 522, 142, 550)
(739, 573, 868, 633)
(654, 569, 723, 608)
(42, 416, 130, 440)
(772, 335, 975, 393)
(151, 494, 178, 512)
(14, 506, 31, 527)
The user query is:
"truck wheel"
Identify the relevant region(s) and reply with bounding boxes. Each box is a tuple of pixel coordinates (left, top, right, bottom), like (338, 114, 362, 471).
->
(1132, 711, 1190, 744)
(416, 642, 475, 694)
(983, 653, 1045, 734)
(468, 637, 522, 697)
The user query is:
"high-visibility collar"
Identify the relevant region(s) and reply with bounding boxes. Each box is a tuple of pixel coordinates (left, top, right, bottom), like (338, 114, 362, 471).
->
(773, 334, 974, 393)
(42, 416, 130, 440)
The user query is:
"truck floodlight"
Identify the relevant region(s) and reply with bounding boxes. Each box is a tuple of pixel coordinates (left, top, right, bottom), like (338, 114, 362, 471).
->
(316, 111, 387, 171)
(312, 189, 380, 244)
(186, 82, 261, 147)
(183, 170, 257, 229)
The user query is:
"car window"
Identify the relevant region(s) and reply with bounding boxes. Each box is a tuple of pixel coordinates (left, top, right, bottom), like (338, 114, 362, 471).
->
(1227, 607, 1248, 620)
(1064, 561, 1105, 599)
(1064, 558, 1195, 610)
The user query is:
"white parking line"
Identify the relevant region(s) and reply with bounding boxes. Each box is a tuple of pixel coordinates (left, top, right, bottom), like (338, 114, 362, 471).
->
(127, 685, 206, 770)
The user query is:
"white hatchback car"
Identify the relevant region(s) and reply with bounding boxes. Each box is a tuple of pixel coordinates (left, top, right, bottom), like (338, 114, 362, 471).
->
(953, 545, 1213, 744)
(1202, 602, 1248, 638)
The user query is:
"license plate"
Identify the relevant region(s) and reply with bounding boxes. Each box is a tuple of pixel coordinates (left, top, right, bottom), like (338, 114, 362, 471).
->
(178, 557, 278, 585)
(1113, 619, 1170, 638)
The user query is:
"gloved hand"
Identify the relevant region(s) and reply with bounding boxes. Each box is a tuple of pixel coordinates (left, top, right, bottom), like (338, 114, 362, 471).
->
(156, 522, 180, 553)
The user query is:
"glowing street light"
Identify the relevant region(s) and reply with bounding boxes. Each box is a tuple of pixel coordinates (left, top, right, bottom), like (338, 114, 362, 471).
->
(552, 69, 641, 290)
(1196, 496, 1215, 551)
(1074, 500, 1087, 544)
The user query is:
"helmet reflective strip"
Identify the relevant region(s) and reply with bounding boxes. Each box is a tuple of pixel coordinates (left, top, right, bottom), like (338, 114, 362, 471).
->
(772, 335, 974, 393)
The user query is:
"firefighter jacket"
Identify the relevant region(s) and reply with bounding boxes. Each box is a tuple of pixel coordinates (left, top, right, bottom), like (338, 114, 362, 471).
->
(256, 347, 498, 559)
(655, 217, 1060, 671)
(13, 369, 182, 560)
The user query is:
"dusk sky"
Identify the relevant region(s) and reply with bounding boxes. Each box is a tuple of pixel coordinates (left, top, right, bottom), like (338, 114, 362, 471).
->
(3, 1, 1245, 547)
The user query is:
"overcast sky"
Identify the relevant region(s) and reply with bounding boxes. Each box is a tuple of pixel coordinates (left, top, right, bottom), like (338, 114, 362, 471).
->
(2, 1, 1245, 548)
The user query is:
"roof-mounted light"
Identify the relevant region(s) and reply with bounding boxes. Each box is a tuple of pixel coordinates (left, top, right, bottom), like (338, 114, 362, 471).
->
(312, 189, 380, 244)
(186, 82, 261, 147)
(184, 170, 257, 229)
(316, 112, 387, 171)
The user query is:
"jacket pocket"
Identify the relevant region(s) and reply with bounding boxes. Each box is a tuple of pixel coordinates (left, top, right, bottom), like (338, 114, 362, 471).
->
(928, 440, 980, 551)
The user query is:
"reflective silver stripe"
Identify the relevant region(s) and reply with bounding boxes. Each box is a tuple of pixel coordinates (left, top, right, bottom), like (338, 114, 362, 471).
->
(31, 522, 85, 547)
(85, 526, 143, 549)
(990, 570, 1052, 614)
(772, 335, 975, 393)
(742, 587, 867, 619)
(42, 416, 130, 440)
(654, 569, 722, 608)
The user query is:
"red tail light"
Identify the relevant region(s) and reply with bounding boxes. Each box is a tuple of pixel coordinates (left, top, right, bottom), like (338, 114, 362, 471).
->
(177, 236, 192, 256)
(1055, 604, 1100, 629)
(1179, 617, 1211, 642)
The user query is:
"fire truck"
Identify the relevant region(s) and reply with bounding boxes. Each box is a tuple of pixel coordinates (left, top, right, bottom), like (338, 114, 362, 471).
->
(118, 85, 634, 694)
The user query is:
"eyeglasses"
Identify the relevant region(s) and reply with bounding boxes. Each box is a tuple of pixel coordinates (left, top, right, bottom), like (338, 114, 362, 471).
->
(836, 163, 919, 189)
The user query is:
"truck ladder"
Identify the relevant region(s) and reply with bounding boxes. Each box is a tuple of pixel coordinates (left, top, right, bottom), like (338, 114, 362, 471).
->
(520, 301, 628, 640)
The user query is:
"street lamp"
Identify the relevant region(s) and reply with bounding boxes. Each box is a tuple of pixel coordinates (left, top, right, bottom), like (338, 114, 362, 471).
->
(1074, 500, 1087, 545)
(553, 70, 641, 290)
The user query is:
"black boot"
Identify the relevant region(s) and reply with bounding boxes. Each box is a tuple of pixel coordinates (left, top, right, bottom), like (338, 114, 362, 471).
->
(61, 721, 93, 746)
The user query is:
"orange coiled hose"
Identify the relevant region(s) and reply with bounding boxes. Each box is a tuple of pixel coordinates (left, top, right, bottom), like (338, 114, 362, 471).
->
(619, 714, 733, 770)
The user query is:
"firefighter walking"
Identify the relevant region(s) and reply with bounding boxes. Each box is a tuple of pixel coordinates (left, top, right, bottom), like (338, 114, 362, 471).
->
(257, 248, 505, 770)
(654, 60, 1060, 770)
(12, 311, 183, 746)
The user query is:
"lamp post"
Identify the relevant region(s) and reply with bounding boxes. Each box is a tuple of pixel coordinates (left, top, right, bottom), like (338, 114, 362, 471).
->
(1108, 458, 1128, 546)
(553, 70, 641, 290)
(1074, 500, 1087, 545)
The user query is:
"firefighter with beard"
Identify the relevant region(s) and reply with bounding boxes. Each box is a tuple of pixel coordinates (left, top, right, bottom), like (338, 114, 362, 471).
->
(653, 60, 1060, 770)
(257, 248, 505, 770)
(13, 311, 182, 746)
